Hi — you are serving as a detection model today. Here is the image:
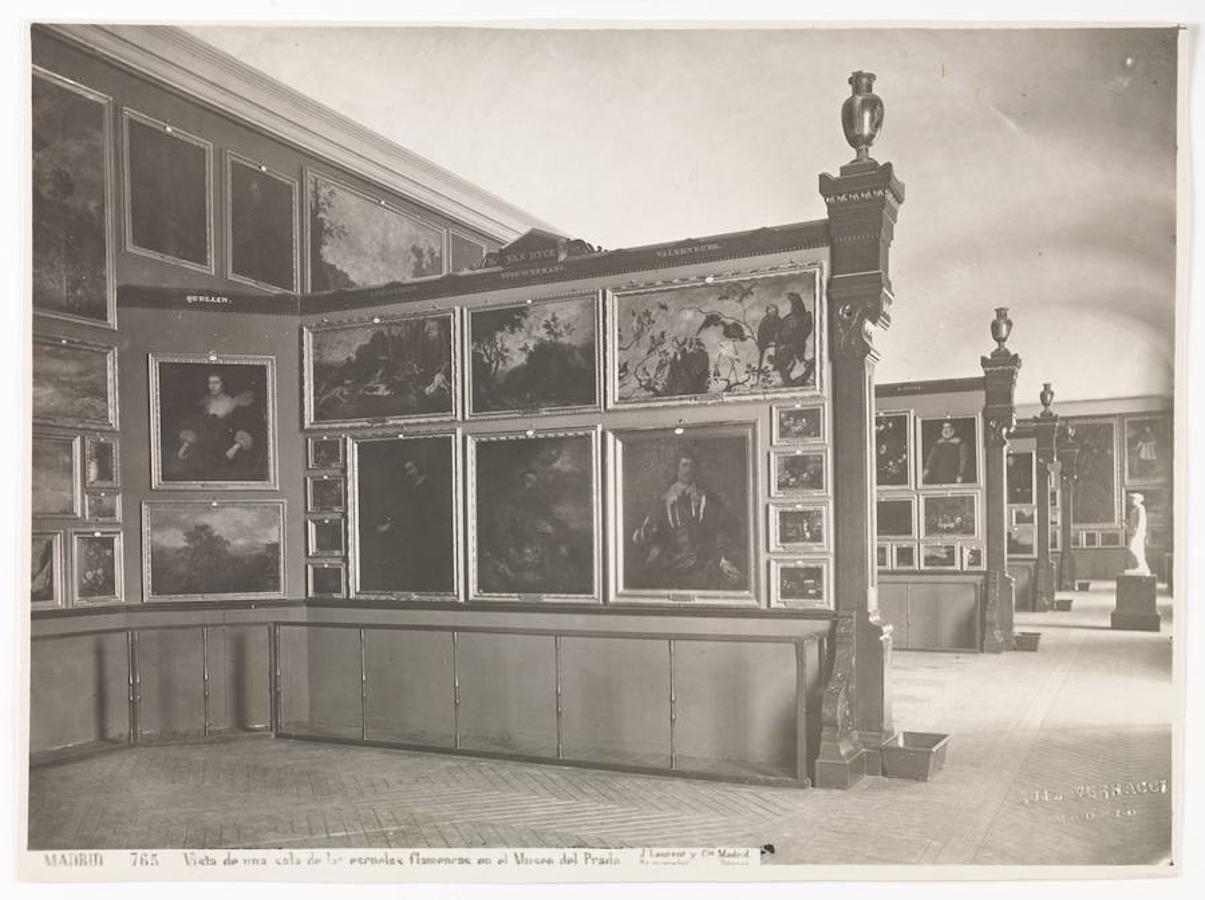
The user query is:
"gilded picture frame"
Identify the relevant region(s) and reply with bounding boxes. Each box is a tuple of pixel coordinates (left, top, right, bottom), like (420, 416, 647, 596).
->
(767, 500, 829, 553)
(606, 265, 825, 410)
(920, 492, 980, 540)
(466, 427, 601, 603)
(893, 544, 917, 570)
(347, 431, 461, 602)
(876, 495, 916, 539)
(919, 543, 959, 570)
(31, 531, 64, 609)
(33, 334, 118, 431)
(84, 489, 121, 523)
(769, 557, 831, 610)
(875, 410, 913, 489)
(771, 402, 826, 445)
(71, 528, 124, 606)
(303, 307, 460, 429)
(1067, 419, 1121, 527)
(142, 500, 286, 602)
(225, 149, 299, 294)
(917, 414, 981, 488)
(769, 448, 828, 497)
(306, 516, 346, 558)
(1122, 415, 1172, 486)
(32, 66, 117, 330)
(122, 107, 214, 274)
(608, 420, 760, 607)
(149, 353, 279, 490)
(85, 435, 120, 487)
(306, 475, 346, 514)
(307, 436, 346, 470)
(307, 563, 347, 599)
(31, 433, 81, 519)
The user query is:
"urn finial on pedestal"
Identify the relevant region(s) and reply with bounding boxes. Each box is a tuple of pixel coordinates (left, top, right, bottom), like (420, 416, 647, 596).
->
(1039, 382, 1055, 417)
(991, 307, 1013, 352)
(841, 71, 884, 166)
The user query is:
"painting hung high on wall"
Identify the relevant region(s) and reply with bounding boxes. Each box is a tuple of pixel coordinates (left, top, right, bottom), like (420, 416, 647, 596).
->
(919, 416, 978, 486)
(304, 310, 458, 427)
(73, 530, 122, 604)
(1070, 421, 1118, 525)
(350, 433, 458, 599)
(307, 171, 444, 291)
(609, 268, 821, 407)
(143, 500, 285, 601)
(31, 532, 63, 607)
(150, 354, 277, 489)
(468, 294, 599, 417)
(123, 110, 211, 271)
(227, 152, 297, 292)
(875, 412, 911, 487)
(85, 437, 118, 486)
(31, 434, 79, 517)
(611, 422, 755, 603)
(469, 430, 599, 600)
(1007, 451, 1035, 504)
(772, 404, 825, 444)
(32, 68, 114, 328)
(1124, 416, 1172, 485)
(32, 335, 117, 430)
(921, 493, 978, 539)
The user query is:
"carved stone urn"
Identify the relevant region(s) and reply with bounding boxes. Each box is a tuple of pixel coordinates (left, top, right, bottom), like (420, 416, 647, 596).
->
(991, 307, 1013, 351)
(841, 71, 884, 163)
(1039, 382, 1055, 416)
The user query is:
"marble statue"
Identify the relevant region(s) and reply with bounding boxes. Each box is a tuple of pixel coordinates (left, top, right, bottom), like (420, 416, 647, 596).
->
(1124, 492, 1150, 576)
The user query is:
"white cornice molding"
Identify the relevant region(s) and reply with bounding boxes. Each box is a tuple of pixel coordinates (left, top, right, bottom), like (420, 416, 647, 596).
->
(42, 23, 560, 244)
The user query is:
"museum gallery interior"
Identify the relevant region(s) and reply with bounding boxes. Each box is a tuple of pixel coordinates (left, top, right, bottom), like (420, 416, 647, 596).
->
(26, 24, 1176, 864)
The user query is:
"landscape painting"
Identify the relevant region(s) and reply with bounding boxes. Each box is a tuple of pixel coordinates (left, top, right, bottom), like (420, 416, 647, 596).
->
(875, 412, 911, 487)
(32, 435, 79, 517)
(352, 434, 457, 598)
(468, 294, 598, 416)
(32, 68, 113, 326)
(144, 501, 285, 601)
(1070, 421, 1118, 525)
(228, 154, 297, 292)
(470, 431, 597, 599)
(613, 424, 754, 599)
(308, 172, 444, 291)
(124, 111, 211, 269)
(921, 544, 958, 569)
(73, 532, 121, 604)
(305, 311, 457, 427)
(32, 336, 116, 430)
(610, 268, 820, 406)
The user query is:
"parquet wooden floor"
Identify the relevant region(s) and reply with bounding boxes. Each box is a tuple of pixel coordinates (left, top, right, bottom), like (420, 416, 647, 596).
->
(27, 585, 1174, 865)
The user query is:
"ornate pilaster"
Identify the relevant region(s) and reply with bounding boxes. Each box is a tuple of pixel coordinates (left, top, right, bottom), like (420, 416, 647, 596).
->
(981, 309, 1021, 652)
(1057, 426, 1081, 591)
(814, 72, 904, 788)
(1033, 384, 1059, 611)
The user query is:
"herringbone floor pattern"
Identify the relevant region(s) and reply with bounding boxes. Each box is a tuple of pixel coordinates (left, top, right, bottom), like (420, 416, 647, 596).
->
(27, 586, 1174, 864)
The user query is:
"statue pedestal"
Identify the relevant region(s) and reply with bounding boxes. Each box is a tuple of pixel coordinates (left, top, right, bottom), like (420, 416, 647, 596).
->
(1111, 574, 1160, 632)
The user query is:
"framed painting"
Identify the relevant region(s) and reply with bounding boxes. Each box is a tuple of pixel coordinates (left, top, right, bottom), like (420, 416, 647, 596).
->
(919, 416, 979, 487)
(307, 517, 345, 558)
(876, 496, 916, 539)
(893, 544, 917, 570)
(303, 309, 459, 428)
(608, 267, 823, 408)
(450, 230, 487, 274)
(609, 421, 758, 605)
(307, 564, 347, 599)
(875, 411, 912, 488)
(84, 490, 121, 522)
(226, 151, 298, 293)
(962, 545, 985, 570)
(72, 529, 123, 605)
(142, 500, 285, 602)
(307, 436, 345, 470)
(31, 531, 64, 608)
(468, 428, 600, 601)
(150, 354, 278, 490)
(1123, 416, 1172, 485)
(769, 558, 831, 610)
(1008, 525, 1037, 557)
(1069, 421, 1119, 526)
(85, 436, 119, 486)
(122, 109, 212, 273)
(32, 335, 118, 430)
(920, 543, 958, 570)
(32, 67, 116, 328)
(921, 493, 978, 539)
(772, 403, 825, 445)
(1012, 507, 1036, 526)
(306, 169, 444, 291)
(768, 501, 828, 553)
(876, 544, 890, 568)
(32, 434, 80, 518)
(1007, 450, 1035, 504)
(770, 449, 827, 496)
(1050, 529, 1061, 552)
(467, 293, 600, 417)
(1082, 531, 1100, 548)
(349, 432, 460, 600)
(307, 475, 345, 513)
(1100, 530, 1123, 548)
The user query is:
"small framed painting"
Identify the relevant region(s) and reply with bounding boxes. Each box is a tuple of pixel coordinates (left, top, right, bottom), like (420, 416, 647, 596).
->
(769, 558, 831, 610)
(876, 544, 890, 568)
(962, 545, 985, 570)
(772, 403, 825, 444)
(770, 449, 827, 496)
(876, 496, 916, 539)
(85, 436, 119, 486)
(307, 517, 346, 558)
(921, 493, 979, 539)
(307, 475, 346, 513)
(875, 411, 912, 488)
(84, 490, 121, 522)
(307, 563, 347, 599)
(72, 529, 123, 605)
(768, 502, 828, 553)
(1008, 526, 1037, 557)
(33, 335, 118, 431)
(31, 531, 64, 608)
(920, 543, 958, 570)
(32, 434, 81, 518)
(307, 436, 345, 470)
(893, 544, 917, 570)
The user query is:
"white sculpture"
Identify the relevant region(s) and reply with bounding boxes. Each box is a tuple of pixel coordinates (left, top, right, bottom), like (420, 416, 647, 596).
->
(1124, 492, 1150, 576)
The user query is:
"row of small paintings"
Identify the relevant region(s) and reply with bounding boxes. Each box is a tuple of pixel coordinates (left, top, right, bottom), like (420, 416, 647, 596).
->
(876, 493, 982, 541)
(32, 433, 121, 520)
(876, 542, 984, 572)
(31, 529, 123, 608)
